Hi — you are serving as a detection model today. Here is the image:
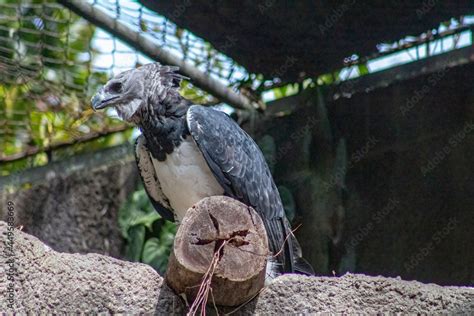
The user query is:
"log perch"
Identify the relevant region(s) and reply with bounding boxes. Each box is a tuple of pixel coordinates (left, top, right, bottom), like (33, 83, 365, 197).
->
(165, 196, 268, 307)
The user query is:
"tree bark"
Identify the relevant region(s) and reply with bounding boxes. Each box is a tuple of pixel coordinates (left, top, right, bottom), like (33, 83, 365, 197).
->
(165, 196, 268, 306)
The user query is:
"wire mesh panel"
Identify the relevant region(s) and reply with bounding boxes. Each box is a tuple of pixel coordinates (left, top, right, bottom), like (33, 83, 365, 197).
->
(0, 0, 250, 171)
(89, 0, 248, 84)
(0, 0, 472, 172)
(0, 1, 119, 168)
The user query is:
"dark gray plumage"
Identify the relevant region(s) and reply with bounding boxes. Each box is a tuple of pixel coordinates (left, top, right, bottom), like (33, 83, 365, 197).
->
(91, 62, 313, 277)
(187, 105, 295, 272)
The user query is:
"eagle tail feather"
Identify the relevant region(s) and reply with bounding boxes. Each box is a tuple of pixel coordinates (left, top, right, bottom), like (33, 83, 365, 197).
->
(294, 256, 315, 275)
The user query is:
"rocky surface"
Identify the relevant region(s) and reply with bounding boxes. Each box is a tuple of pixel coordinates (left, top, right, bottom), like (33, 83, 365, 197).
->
(0, 221, 473, 314)
(0, 144, 138, 258)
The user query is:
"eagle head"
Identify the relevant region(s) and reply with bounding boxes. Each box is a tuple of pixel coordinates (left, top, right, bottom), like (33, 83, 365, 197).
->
(91, 62, 185, 122)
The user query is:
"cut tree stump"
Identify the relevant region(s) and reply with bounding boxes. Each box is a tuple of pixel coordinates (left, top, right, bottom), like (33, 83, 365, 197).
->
(3, 221, 474, 314)
(166, 196, 269, 307)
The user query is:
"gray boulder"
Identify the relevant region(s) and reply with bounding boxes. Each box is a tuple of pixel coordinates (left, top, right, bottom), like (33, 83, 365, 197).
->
(1, 221, 472, 314)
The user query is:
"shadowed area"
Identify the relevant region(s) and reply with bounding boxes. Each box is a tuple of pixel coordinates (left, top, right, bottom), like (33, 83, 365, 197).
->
(139, 0, 473, 80)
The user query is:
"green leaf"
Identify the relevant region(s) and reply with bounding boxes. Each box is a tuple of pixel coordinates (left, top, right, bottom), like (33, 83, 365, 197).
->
(273, 85, 287, 99)
(118, 187, 160, 237)
(140, 20, 148, 32)
(130, 212, 161, 231)
(318, 73, 334, 85)
(357, 63, 369, 76)
(142, 237, 168, 270)
(125, 225, 145, 262)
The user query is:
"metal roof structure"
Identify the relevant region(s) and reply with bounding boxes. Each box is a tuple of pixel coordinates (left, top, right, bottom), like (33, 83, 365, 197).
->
(139, 1, 473, 81)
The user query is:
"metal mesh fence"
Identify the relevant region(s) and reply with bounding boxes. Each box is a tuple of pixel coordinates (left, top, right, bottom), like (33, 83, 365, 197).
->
(0, 0, 472, 171)
(1, 2, 99, 166)
(0, 0, 250, 170)
(89, 0, 248, 83)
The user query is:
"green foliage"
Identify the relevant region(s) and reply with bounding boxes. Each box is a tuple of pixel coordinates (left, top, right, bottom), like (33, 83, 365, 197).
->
(317, 72, 337, 85)
(119, 187, 177, 274)
(272, 83, 300, 99)
(357, 63, 369, 76)
(142, 223, 176, 272)
(0, 0, 129, 173)
(125, 225, 146, 262)
(179, 80, 216, 105)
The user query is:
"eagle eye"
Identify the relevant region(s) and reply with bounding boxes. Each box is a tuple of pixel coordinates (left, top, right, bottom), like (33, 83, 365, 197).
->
(108, 81, 122, 94)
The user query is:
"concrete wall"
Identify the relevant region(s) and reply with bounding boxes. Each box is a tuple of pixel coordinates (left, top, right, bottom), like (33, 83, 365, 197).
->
(260, 61, 474, 286)
(330, 61, 474, 286)
(0, 144, 139, 258)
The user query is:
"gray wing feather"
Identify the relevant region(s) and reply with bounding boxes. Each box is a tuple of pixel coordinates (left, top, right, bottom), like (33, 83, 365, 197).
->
(134, 135, 174, 221)
(186, 105, 294, 272)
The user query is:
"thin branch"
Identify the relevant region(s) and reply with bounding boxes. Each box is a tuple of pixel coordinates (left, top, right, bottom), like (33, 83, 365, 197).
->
(0, 124, 132, 162)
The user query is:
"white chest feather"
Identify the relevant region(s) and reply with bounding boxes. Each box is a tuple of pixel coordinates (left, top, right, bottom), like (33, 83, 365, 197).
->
(151, 136, 224, 221)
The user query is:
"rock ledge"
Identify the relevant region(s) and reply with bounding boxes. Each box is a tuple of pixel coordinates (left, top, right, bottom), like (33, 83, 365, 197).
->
(0, 221, 472, 314)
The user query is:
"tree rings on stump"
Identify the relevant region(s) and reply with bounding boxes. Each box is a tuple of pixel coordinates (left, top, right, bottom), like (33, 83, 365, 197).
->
(165, 196, 268, 306)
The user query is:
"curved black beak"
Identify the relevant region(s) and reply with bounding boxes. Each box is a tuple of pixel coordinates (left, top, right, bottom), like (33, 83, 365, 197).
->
(91, 87, 119, 111)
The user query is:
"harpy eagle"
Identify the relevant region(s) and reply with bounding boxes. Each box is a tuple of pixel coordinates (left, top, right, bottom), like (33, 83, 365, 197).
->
(91, 63, 313, 278)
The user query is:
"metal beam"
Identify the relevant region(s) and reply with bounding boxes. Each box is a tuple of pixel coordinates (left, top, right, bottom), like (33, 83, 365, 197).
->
(332, 44, 474, 100)
(58, 0, 255, 111)
(264, 44, 474, 117)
